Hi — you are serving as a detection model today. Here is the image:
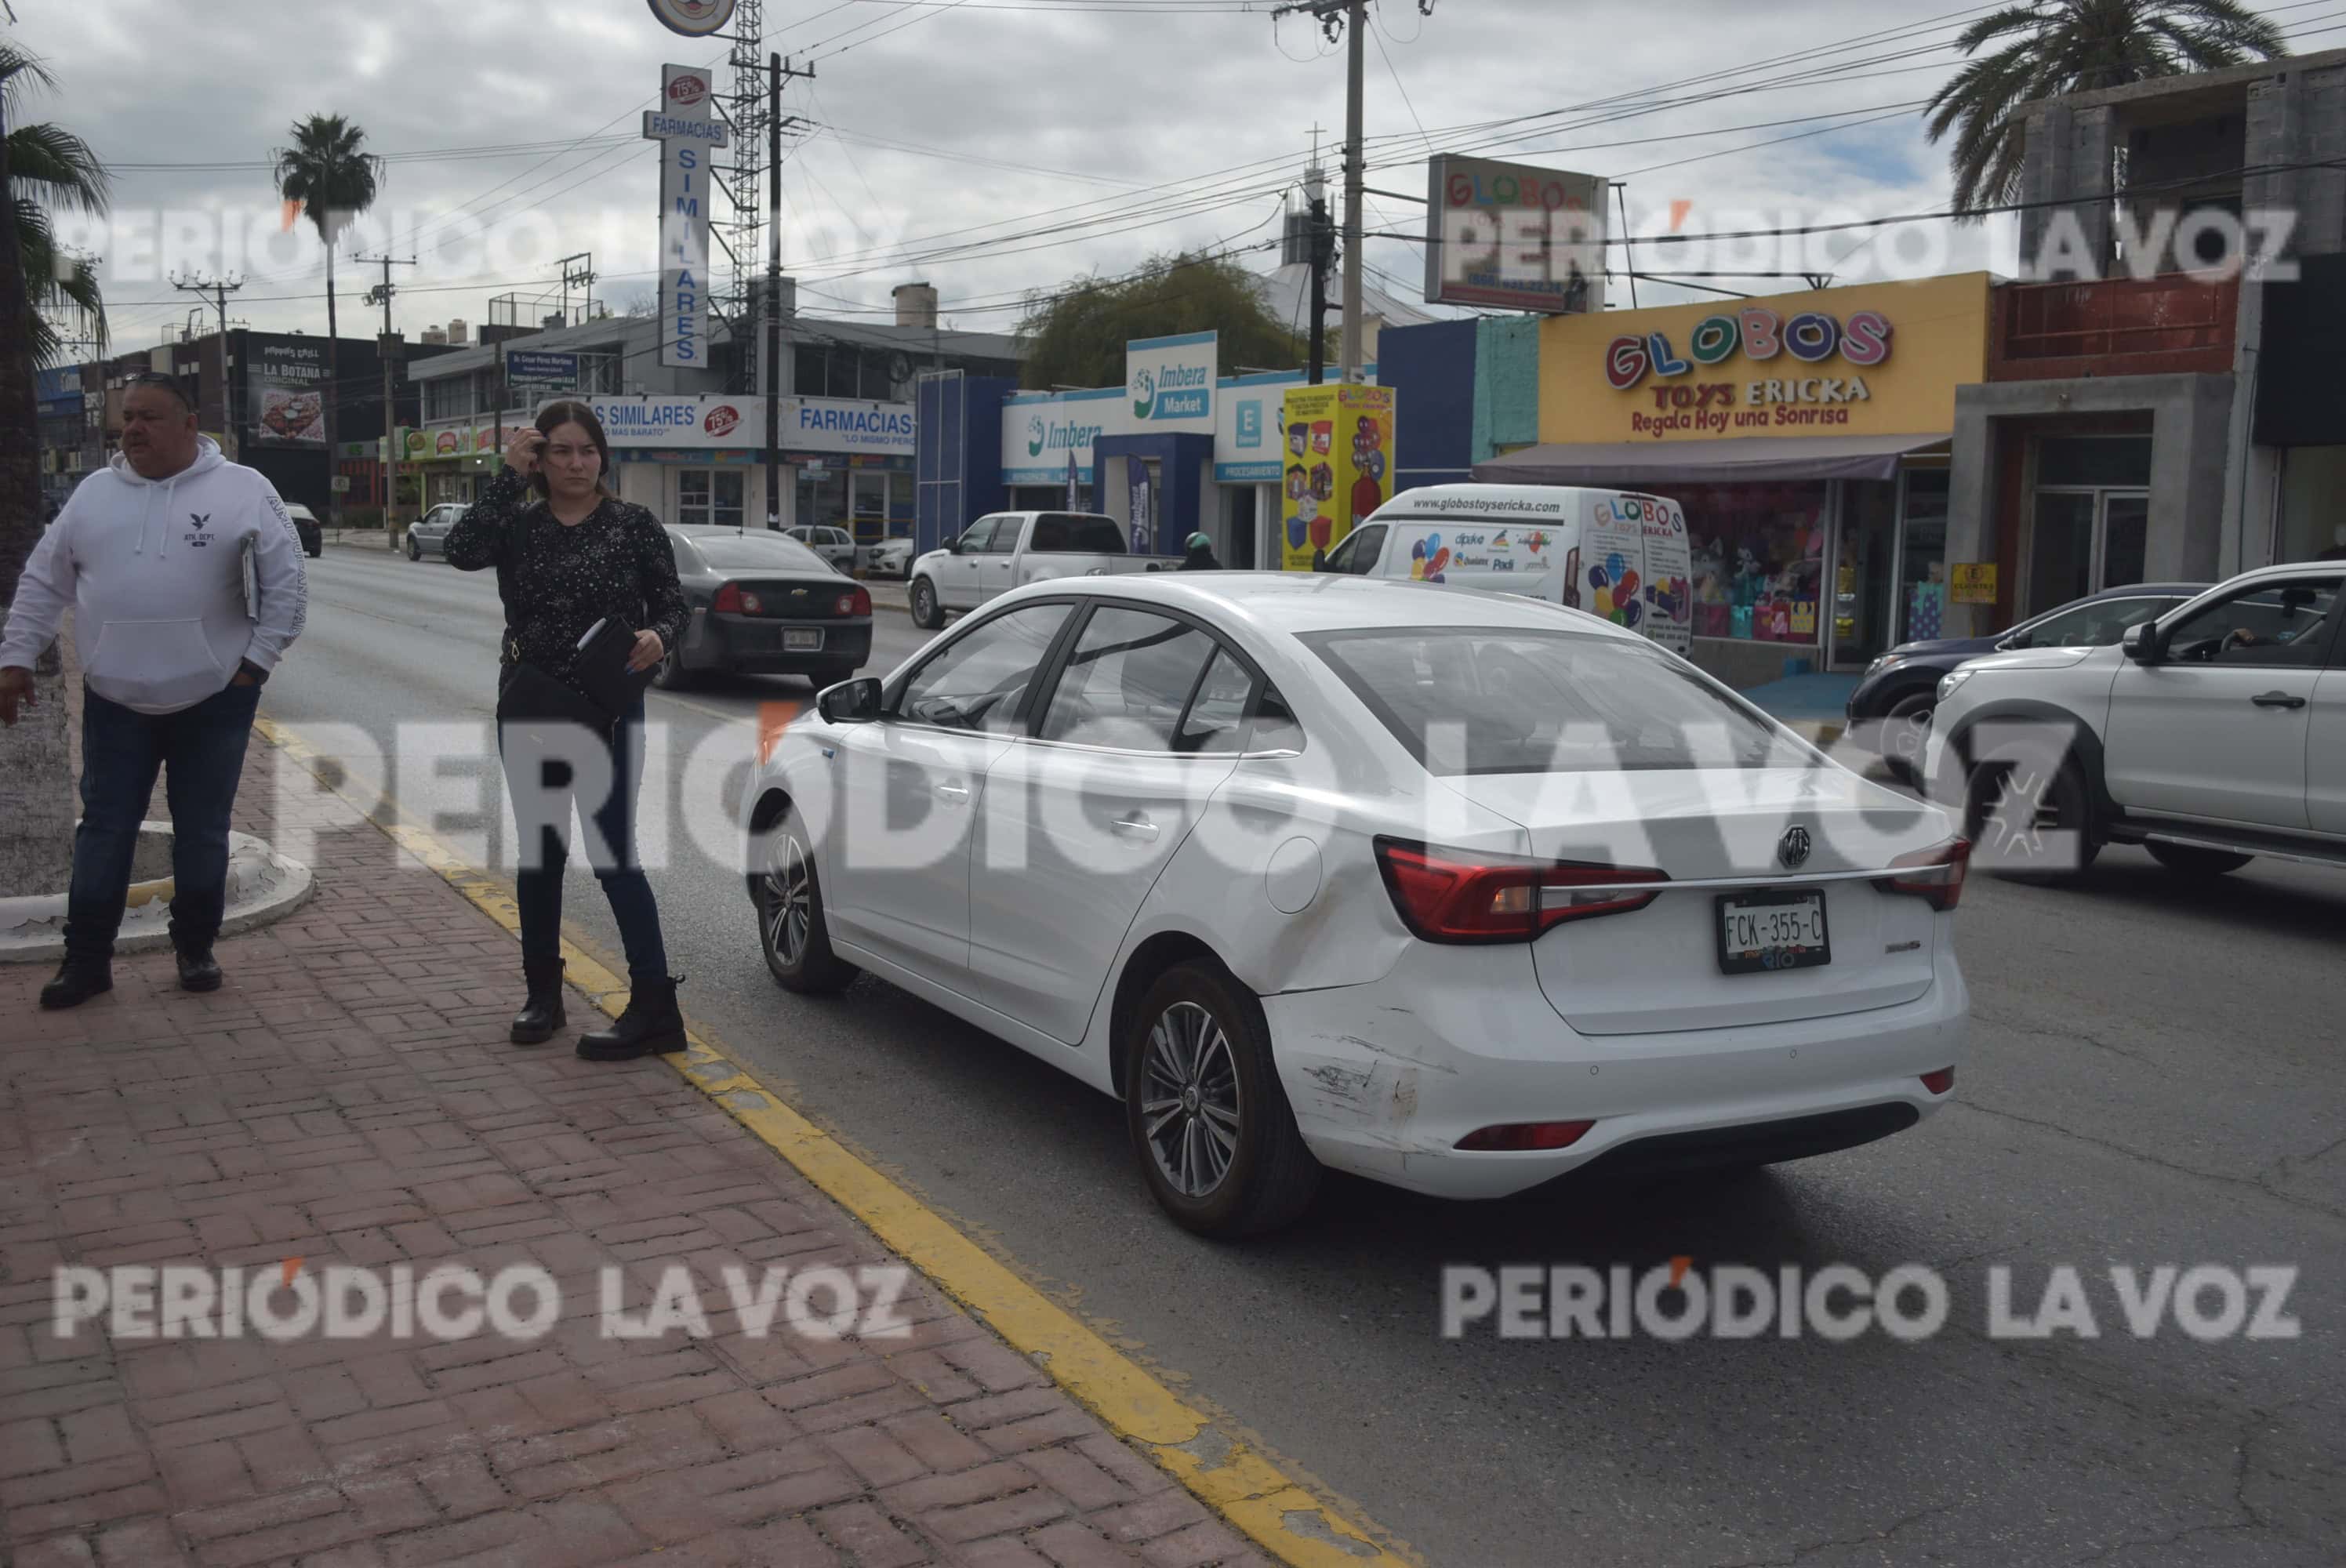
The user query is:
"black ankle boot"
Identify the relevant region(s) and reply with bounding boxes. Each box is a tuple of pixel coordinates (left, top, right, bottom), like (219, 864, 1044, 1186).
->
(510, 957, 567, 1044)
(40, 958, 112, 1011)
(176, 946, 223, 993)
(577, 974, 687, 1061)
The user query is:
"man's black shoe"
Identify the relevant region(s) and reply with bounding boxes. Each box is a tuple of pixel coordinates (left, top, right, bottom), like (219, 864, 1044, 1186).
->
(510, 957, 567, 1044)
(176, 947, 223, 993)
(40, 960, 113, 1010)
(577, 974, 688, 1061)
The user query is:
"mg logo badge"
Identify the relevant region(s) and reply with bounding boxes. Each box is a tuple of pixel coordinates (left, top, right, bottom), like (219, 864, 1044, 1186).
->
(1778, 826, 1813, 869)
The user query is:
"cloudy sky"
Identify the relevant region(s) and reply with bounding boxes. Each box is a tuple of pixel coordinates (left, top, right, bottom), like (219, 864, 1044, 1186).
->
(16, 0, 2341, 358)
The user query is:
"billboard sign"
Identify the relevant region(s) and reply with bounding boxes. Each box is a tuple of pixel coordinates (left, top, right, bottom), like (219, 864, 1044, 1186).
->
(248, 335, 328, 445)
(590, 395, 761, 448)
(1424, 153, 1607, 315)
(505, 350, 579, 397)
(645, 64, 719, 368)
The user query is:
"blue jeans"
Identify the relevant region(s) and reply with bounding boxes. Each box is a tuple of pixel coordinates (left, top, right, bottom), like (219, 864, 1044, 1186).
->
(65, 680, 262, 962)
(499, 698, 669, 983)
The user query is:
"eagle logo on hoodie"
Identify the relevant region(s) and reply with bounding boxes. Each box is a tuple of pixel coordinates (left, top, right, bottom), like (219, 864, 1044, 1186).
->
(185, 512, 212, 548)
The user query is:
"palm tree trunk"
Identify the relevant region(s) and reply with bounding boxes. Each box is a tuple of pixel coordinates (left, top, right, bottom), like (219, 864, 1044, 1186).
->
(0, 91, 78, 898)
(323, 241, 340, 528)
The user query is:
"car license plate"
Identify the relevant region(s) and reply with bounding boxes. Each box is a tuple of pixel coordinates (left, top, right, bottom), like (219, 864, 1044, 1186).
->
(784, 630, 824, 652)
(1716, 891, 1830, 974)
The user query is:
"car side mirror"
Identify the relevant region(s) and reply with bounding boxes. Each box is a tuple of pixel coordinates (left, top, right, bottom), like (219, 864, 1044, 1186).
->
(2121, 622, 2158, 665)
(817, 677, 884, 724)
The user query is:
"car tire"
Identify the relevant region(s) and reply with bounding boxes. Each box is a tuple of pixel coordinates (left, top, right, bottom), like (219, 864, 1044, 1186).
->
(2144, 841, 2254, 878)
(1881, 692, 1934, 786)
(1123, 960, 1320, 1239)
(650, 643, 697, 691)
(909, 576, 943, 630)
(1963, 741, 2099, 884)
(406, 535, 423, 561)
(757, 811, 857, 995)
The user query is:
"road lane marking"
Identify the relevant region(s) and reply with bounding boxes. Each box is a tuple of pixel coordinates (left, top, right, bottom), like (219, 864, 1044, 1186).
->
(252, 710, 1411, 1568)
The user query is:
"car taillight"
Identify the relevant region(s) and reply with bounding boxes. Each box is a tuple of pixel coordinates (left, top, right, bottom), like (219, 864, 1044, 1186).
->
(837, 588, 869, 617)
(1883, 838, 1970, 912)
(1372, 838, 1665, 945)
(1920, 1067, 1956, 1095)
(714, 583, 763, 615)
(1456, 1120, 1594, 1152)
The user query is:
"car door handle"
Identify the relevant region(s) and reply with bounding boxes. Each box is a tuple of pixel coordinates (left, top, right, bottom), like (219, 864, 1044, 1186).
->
(2250, 691, 2306, 710)
(936, 782, 972, 803)
(1110, 814, 1160, 840)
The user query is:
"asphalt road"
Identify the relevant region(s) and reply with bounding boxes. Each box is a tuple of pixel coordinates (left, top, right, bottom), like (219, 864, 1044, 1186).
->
(264, 546, 2346, 1568)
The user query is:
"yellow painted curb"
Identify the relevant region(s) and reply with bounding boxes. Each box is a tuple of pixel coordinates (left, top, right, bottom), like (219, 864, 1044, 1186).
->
(254, 713, 1411, 1568)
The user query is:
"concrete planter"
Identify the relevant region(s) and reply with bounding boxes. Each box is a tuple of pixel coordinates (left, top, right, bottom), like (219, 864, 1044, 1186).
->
(0, 821, 314, 962)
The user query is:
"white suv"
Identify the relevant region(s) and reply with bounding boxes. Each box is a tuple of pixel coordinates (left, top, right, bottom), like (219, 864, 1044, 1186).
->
(1925, 564, 2345, 881)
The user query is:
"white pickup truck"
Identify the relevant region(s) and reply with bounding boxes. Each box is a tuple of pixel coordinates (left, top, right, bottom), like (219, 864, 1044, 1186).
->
(907, 512, 1179, 629)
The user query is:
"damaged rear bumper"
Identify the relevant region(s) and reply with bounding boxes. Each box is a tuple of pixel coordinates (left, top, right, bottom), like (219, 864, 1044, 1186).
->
(1259, 944, 1966, 1201)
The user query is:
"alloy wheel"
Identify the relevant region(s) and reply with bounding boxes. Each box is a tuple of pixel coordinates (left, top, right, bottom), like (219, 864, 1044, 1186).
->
(1140, 1001, 1243, 1198)
(761, 833, 814, 968)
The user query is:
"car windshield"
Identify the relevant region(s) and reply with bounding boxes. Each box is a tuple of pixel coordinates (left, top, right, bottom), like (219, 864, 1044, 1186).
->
(680, 534, 830, 572)
(1303, 626, 1789, 775)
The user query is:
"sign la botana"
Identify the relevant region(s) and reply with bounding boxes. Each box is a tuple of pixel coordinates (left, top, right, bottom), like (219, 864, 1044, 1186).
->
(644, 64, 728, 370)
(1606, 306, 1897, 437)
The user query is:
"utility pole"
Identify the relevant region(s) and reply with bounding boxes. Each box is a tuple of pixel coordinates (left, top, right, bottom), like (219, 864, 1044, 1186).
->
(169, 270, 243, 458)
(764, 53, 813, 535)
(1306, 161, 1332, 385)
(1270, 2, 1432, 383)
(357, 253, 417, 543)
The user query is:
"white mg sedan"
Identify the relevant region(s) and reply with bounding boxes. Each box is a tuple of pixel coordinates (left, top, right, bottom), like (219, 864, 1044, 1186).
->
(741, 575, 1970, 1237)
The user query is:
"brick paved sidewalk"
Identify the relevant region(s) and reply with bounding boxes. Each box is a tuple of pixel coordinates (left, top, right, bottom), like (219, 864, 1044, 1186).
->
(1, 737, 1273, 1568)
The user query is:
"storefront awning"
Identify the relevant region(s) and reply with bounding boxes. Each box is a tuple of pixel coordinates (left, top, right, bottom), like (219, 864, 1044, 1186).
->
(1471, 433, 1948, 488)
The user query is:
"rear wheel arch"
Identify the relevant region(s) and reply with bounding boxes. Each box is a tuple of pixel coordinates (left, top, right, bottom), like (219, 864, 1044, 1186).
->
(1106, 931, 1222, 1098)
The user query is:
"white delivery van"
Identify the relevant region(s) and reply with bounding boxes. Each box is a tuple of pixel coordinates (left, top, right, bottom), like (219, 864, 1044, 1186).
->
(1317, 484, 1695, 655)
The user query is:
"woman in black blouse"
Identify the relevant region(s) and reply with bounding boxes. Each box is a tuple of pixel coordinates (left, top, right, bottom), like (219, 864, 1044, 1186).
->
(445, 401, 689, 1060)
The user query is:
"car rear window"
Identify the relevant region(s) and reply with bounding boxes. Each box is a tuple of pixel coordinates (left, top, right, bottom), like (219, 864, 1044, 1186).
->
(685, 535, 830, 572)
(1302, 627, 1788, 775)
(1030, 514, 1127, 554)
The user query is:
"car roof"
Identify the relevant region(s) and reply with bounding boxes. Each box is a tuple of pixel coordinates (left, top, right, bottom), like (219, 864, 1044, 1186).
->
(2080, 582, 2206, 599)
(992, 571, 1648, 643)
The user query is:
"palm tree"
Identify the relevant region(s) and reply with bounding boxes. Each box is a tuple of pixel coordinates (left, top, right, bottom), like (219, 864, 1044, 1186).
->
(2, 42, 110, 367)
(273, 114, 382, 528)
(1927, 0, 2289, 217)
(1, 42, 104, 899)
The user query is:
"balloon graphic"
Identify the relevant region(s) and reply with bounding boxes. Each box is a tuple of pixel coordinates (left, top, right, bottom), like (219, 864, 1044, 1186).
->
(1589, 563, 1611, 590)
(1622, 600, 1643, 627)
(1410, 539, 1428, 580)
(1594, 588, 1614, 617)
(1605, 552, 1626, 580)
(1427, 547, 1451, 577)
(1616, 568, 1640, 601)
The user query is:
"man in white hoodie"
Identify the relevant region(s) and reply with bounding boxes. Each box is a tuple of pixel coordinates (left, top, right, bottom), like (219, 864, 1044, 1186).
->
(1, 372, 310, 1008)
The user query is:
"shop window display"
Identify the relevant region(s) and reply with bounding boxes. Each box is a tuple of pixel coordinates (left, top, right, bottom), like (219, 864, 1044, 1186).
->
(1680, 483, 1830, 643)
